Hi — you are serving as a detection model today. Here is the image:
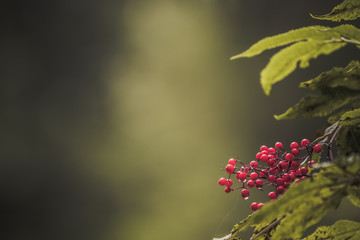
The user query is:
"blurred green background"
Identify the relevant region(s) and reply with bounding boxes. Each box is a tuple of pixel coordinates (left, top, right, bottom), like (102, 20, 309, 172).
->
(1, 0, 360, 239)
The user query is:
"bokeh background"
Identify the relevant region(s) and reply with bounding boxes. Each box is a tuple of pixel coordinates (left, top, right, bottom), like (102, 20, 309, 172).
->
(1, 0, 360, 239)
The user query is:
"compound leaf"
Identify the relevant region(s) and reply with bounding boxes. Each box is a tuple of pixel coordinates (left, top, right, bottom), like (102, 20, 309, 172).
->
(311, 0, 360, 22)
(303, 220, 360, 240)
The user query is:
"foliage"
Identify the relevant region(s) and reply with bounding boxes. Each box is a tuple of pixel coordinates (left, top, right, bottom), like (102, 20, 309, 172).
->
(216, 1, 360, 239)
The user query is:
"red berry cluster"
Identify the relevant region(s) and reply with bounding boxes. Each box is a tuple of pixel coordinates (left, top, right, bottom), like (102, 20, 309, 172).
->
(218, 139, 322, 211)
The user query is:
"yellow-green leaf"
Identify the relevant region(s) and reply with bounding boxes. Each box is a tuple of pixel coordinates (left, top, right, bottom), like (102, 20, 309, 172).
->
(311, 0, 360, 22)
(340, 108, 360, 126)
(303, 220, 360, 240)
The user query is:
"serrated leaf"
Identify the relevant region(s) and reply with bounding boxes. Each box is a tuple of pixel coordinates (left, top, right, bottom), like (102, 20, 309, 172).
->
(261, 41, 346, 95)
(231, 26, 333, 59)
(303, 219, 360, 240)
(340, 108, 360, 126)
(332, 24, 360, 42)
(300, 61, 360, 92)
(274, 90, 360, 120)
(336, 125, 360, 155)
(311, 0, 360, 22)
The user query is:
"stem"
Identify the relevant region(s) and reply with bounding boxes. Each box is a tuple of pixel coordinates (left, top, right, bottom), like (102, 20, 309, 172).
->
(250, 215, 285, 240)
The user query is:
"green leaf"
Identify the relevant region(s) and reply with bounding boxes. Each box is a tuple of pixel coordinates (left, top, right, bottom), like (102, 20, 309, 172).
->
(348, 185, 360, 207)
(303, 220, 360, 240)
(274, 90, 360, 120)
(311, 0, 360, 22)
(336, 125, 360, 155)
(340, 108, 360, 126)
(231, 26, 334, 59)
(261, 41, 346, 95)
(332, 24, 360, 43)
(300, 61, 360, 92)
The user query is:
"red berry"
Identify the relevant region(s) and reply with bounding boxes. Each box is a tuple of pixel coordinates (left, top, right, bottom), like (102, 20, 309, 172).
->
(301, 139, 309, 147)
(259, 171, 267, 178)
(260, 154, 268, 162)
(246, 180, 255, 188)
(300, 167, 308, 175)
(277, 186, 285, 194)
(290, 142, 299, 149)
(285, 153, 294, 161)
(225, 164, 235, 174)
(225, 179, 233, 187)
(218, 177, 227, 186)
(289, 173, 296, 181)
(276, 178, 284, 186)
(241, 166, 249, 173)
(282, 173, 291, 182)
(268, 191, 277, 200)
(250, 161, 258, 168)
(280, 161, 288, 169)
(236, 172, 247, 182)
(228, 158, 236, 166)
(267, 159, 275, 167)
(250, 172, 259, 180)
(255, 179, 264, 189)
(258, 203, 264, 209)
(296, 169, 302, 176)
(313, 144, 322, 153)
(268, 148, 276, 154)
(290, 161, 300, 170)
(247, 180, 255, 188)
(256, 152, 262, 160)
(275, 142, 283, 149)
(224, 187, 232, 193)
(260, 145, 268, 152)
(250, 202, 259, 211)
(268, 175, 276, 183)
(308, 160, 316, 168)
(291, 148, 300, 156)
(241, 189, 250, 199)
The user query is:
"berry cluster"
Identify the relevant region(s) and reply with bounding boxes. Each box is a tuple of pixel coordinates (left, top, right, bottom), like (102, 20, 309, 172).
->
(218, 139, 322, 211)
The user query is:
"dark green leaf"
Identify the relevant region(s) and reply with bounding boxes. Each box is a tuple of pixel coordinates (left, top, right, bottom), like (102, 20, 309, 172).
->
(274, 90, 360, 120)
(300, 61, 360, 92)
(311, 0, 360, 22)
(303, 220, 360, 239)
(348, 185, 360, 207)
(336, 125, 360, 155)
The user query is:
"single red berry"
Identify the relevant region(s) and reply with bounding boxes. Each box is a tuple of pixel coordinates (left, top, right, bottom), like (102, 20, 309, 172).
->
(260, 145, 268, 152)
(258, 203, 264, 209)
(290, 161, 300, 170)
(300, 167, 308, 175)
(247, 180, 255, 188)
(225, 179, 233, 187)
(276, 178, 284, 186)
(250, 161, 258, 168)
(267, 159, 275, 167)
(250, 172, 259, 180)
(275, 142, 283, 149)
(277, 186, 285, 194)
(225, 164, 235, 174)
(236, 172, 247, 182)
(224, 187, 232, 193)
(301, 139, 309, 147)
(294, 179, 301, 183)
(268, 154, 275, 159)
(301, 176, 307, 180)
(268, 191, 277, 200)
(296, 169, 302, 176)
(268, 148, 276, 154)
(280, 161, 288, 169)
(290, 142, 299, 149)
(285, 153, 294, 161)
(313, 144, 322, 153)
(259, 171, 267, 178)
(289, 173, 296, 181)
(256, 152, 262, 160)
(218, 177, 227, 186)
(282, 173, 291, 182)
(268, 175, 276, 183)
(308, 160, 316, 168)
(260, 154, 268, 162)
(261, 150, 268, 155)
(291, 148, 300, 156)
(228, 158, 236, 166)
(241, 189, 250, 199)
(255, 179, 263, 189)
(250, 202, 259, 211)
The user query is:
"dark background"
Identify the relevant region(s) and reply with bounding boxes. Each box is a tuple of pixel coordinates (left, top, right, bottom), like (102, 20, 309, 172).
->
(1, 0, 359, 239)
